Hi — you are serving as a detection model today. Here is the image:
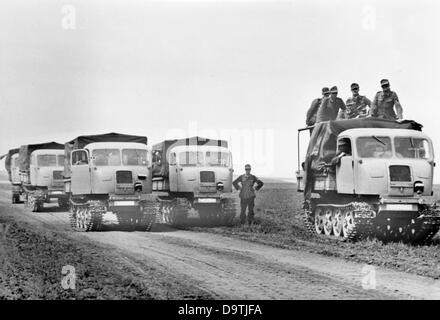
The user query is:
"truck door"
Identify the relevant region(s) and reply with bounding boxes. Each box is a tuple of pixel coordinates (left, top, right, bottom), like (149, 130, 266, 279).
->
(71, 150, 91, 195)
(336, 138, 355, 194)
(176, 150, 199, 192)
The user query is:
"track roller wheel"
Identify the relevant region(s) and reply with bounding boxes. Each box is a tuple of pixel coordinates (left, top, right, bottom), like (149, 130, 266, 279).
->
(314, 207, 325, 234)
(332, 208, 344, 237)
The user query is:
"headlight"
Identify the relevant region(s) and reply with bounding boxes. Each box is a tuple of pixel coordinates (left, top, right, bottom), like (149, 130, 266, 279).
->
(216, 182, 224, 191)
(414, 181, 424, 195)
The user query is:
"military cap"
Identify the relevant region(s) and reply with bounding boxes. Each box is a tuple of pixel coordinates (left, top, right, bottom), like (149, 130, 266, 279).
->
(380, 79, 390, 86)
(322, 87, 330, 94)
(346, 100, 355, 106)
(350, 83, 359, 90)
(330, 86, 338, 93)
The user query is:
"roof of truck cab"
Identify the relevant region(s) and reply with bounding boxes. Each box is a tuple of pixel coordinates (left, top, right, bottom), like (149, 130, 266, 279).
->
(84, 142, 149, 150)
(340, 128, 430, 139)
(170, 145, 230, 152)
(31, 149, 65, 155)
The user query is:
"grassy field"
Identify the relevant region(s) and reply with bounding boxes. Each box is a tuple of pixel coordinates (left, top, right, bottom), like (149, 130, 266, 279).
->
(191, 182, 440, 279)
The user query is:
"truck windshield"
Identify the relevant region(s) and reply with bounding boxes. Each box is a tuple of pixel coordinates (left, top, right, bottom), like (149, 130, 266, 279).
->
(37, 155, 57, 167)
(57, 155, 65, 166)
(122, 149, 148, 166)
(395, 137, 430, 159)
(92, 149, 121, 166)
(357, 136, 392, 158)
(206, 151, 230, 167)
(179, 151, 204, 166)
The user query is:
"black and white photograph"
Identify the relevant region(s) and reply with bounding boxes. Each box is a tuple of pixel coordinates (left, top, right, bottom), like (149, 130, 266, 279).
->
(1, 0, 440, 308)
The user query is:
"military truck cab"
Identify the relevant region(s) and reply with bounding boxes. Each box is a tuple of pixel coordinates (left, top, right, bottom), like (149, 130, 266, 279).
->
(69, 142, 152, 196)
(27, 149, 65, 197)
(166, 144, 233, 198)
(18, 142, 68, 212)
(65, 133, 158, 232)
(297, 118, 440, 243)
(152, 137, 236, 226)
(335, 128, 434, 197)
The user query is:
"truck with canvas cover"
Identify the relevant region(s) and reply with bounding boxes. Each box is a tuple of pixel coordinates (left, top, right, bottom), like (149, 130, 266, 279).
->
(64, 132, 158, 232)
(296, 118, 440, 243)
(152, 136, 236, 226)
(2, 148, 24, 203)
(18, 142, 68, 212)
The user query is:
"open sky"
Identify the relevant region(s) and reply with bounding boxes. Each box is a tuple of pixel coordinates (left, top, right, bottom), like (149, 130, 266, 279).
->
(1, 0, 440, 179)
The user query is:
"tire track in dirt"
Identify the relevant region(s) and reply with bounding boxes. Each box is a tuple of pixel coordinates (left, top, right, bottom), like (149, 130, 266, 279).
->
(1, 183, 439, 299)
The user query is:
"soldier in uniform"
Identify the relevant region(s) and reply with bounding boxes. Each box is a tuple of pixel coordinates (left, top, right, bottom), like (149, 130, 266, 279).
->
(370, 79, 403, 120)
(316, 86, 346, 122)
(233, 164, 264, 225)
(306, 87, 330, 126)
(341, 83, 371, 119)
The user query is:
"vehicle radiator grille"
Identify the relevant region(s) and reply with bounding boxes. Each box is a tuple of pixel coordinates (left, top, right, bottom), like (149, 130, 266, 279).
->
(116, 170, 133, 184)
(200, 171, 215, 183)
(53, 171, 63, 180)
(389, 165, 411, 182)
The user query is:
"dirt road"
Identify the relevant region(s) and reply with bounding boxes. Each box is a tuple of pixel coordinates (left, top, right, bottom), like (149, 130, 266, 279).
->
(1, 182, 439, 299)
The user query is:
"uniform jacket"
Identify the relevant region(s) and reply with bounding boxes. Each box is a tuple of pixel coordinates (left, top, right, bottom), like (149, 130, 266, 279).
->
(344, 95, 371, 119)
(233, 174, 264, 199)
(306, 98, 322, 126)
(371, 91, 400, 120)
(316, 96, 346, 122)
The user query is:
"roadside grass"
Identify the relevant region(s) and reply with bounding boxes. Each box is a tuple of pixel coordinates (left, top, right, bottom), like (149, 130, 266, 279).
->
(190, 182, 440, 279)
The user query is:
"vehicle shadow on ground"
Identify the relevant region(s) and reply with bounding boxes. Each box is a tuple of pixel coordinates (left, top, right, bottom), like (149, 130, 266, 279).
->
(97, 223, 180, 233)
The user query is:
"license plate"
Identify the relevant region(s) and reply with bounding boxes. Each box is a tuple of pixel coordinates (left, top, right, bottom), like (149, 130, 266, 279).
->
(50, 191, 63, 195)
(198, 198, 217, 203)
(385, 204, 415, 211)
(113, 201, 136, 206)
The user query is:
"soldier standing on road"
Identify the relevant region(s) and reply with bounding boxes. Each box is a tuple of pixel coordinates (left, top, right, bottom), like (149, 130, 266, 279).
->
(370, 79, 403, 120)
(306, 87, 330, 126)
(233, 164, 264, 225)
(316, 86, 346, 122)
(341, 83, 371, 119)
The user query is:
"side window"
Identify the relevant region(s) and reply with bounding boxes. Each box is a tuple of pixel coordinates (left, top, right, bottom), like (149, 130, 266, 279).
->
(169, 152, 176, 166)
(153, 151, 162, 164)
(337, 138, 352, 156)
(72, 150, 89, 166)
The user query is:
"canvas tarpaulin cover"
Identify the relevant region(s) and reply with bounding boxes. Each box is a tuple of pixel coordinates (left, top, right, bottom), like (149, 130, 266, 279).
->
(3, 148, 20, 182)
(152, 136, 228, 178)
(19, 142, 64, 172)
(64, 132, 148, 178)
(303, 118, 422, 198)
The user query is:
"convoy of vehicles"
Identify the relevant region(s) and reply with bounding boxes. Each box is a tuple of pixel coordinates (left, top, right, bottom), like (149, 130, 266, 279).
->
(296, 118, 440, 243)
(3, 116, 440, 244)
(152, 136, 236, 226)
(64, 133, 159, 232)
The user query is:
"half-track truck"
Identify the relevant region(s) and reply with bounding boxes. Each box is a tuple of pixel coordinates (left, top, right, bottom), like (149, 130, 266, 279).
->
(296, 118, 440, 244)
(152, 136, 236, 226)
(64, 132, 159, 232)
(18, 142, 68, 212)
(2, 148, 24, 203)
